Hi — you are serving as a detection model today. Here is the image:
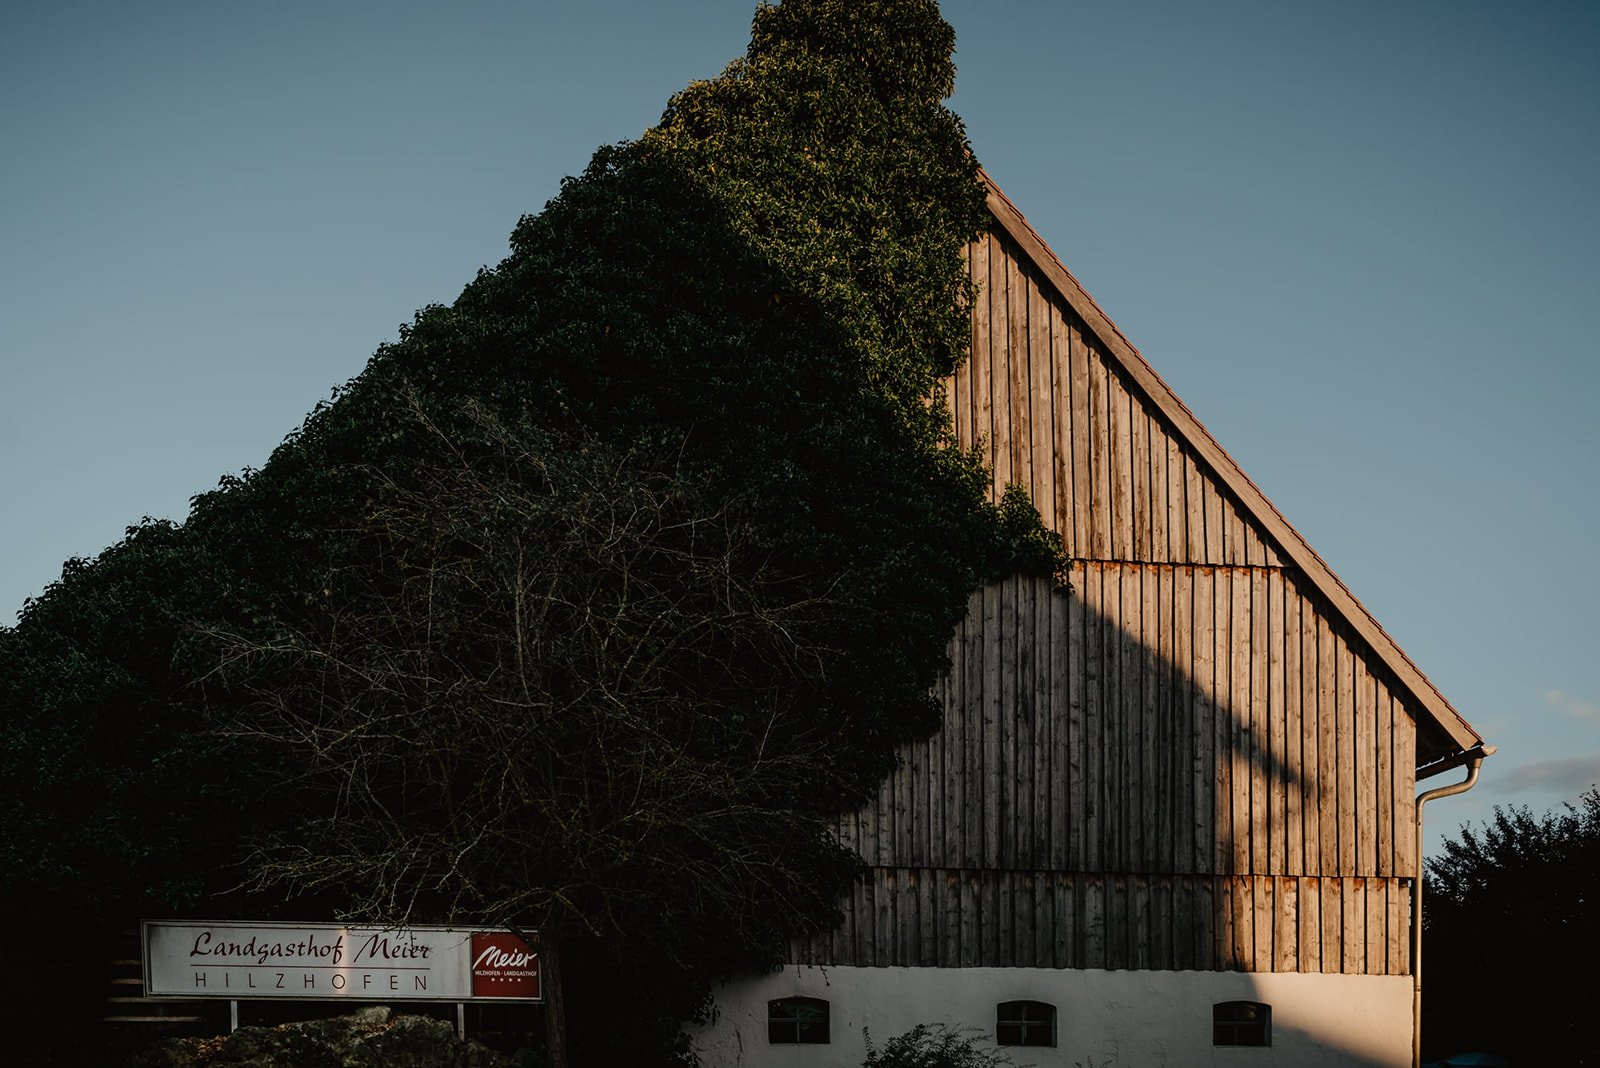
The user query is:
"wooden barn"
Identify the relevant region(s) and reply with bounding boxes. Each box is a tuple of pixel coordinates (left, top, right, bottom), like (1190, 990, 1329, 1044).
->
(691, 175, 1491, 1067)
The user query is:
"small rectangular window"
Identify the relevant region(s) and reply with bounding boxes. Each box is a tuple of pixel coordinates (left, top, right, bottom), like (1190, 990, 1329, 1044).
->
(996, 999, 1056, 1047)
(1213, 1000, 1270, 1046)
(769, 996, 829, 1044)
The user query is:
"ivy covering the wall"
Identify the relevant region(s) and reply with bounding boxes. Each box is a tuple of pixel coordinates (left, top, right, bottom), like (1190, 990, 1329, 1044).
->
(0, 2, 1064, 1062)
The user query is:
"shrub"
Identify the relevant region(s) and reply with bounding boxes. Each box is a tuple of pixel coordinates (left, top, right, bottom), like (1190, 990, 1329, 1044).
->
(863, 1024, 1013, 1068)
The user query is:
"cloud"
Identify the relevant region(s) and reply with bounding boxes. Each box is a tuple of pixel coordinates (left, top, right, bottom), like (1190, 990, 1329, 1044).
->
(1546, 689, 1600, 725)
(1496, 750, 1600, 795)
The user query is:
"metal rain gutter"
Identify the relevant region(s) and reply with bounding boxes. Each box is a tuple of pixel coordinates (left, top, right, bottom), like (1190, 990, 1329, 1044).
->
(1411, 743, 1496, 1068)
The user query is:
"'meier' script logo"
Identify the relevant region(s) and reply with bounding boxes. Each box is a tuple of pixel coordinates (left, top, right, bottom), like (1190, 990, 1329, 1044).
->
(474, 943, 535, 970)
(470, 932, 539, 999)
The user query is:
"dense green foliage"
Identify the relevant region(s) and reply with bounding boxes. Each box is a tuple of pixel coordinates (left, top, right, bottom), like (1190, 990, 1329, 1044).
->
(128, 1008, 517, 1068)
(862, 1024, 1013, 1068)
(1, 1, 1064, 1062)
(1423, 788, 1600, 1066)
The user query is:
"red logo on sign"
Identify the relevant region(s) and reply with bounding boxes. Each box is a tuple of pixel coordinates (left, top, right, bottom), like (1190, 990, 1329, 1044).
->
(470, 932, 540, 999)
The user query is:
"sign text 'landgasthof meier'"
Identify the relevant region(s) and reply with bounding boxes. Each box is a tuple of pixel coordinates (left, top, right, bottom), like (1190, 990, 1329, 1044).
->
(143, 921, 540, 1001)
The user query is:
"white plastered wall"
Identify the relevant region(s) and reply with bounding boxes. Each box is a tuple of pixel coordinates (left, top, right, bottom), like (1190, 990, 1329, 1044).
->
(689, 966, 1411, 1068)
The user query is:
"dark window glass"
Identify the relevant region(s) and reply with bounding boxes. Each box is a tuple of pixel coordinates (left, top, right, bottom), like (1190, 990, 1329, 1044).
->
(1213, 1000, 1271, 1046)
(768, 996, 829, 1044)
(996, 999, 1056, 1047)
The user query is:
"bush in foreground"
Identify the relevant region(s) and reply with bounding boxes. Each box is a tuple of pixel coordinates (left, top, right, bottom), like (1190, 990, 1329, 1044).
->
(863, 1024, 1013, 1068)
(126, 1007, 518, 1068)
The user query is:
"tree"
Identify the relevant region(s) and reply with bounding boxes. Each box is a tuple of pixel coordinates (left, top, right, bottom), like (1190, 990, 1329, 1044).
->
(1423, 787, 1600, 1066)
(2, 1, 1064, 1062)
(204, 398, 876, 1063)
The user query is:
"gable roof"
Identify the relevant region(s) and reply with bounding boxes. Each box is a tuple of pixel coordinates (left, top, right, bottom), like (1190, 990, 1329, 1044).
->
(979, 169, 1483, 771)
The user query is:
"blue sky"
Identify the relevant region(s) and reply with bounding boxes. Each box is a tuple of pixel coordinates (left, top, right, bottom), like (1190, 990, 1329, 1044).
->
(3, 0, 1597, 854)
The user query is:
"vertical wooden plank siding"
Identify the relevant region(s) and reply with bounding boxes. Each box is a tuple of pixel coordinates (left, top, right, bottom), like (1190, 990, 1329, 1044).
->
(1184, 454, 1205, 564)
(1249, 568, 1270, 876)
(1083, 876, 1105, 969)
(1218, 874, 1236, 970)
(1049, 303, 1073, 550)
(1322, 877, 1344, 974)
(875, 758, 891, 868)
(986, 228, 1006, 489)
(996, 575, 1015, 868)
(1154, 564, 1173, 874)
(1132, 397, 1151, 562)
(1337, 636, 1358, 875)
(1017, 575, 1037, 868)
(1342, 878, 1362, 975)
(1086, 330, 1111, 560)
(1267, 569, 1286, 878)
(1377, 687, 1395, 878)
(983, 582, 1001, 869)
(944, 611, 961, 869)
(1366, 877, 1387, 974)
(1172, 566, 1194, 876)
(1031, 275, 1056, 530)
(1165, 433, 1185, 564)
(1318, 617, 1340, 877)
(1109, 376, 1131, 561)
(1068, 563, 1088, 872)
(1299, 875, 1322, 973)
(1150, 876, 1170, 971)
(1211, 569, 1231, 877)
(1300, 596, 1321, 877)
(1204, 479, 1225, 565)
(1049, 584, 1069, 871)
(1007, 246, 1031, 495)
(1357, 656, 1377, 876)
(963, 592, 983, 869)
(1192, 568, 1216, 877)
(1103, 567, 1122, 875)
(948, 232, 1305, 571)
(1230, 570, 1251, 875)
(1036, 570, 1056, 869)
(1144, 566, 1162, 870)
(1396, 698, 1418, 879)
(1121, 564, 1140, 871)
(1276, 877, 1298, 972)
(829, 566, 1422, 973)
(1149, 420, 1167, 573)
(1388, 880, 1409, 975)
(1084, 567, 1105, 872)
(967, 232, 991, 495)
(820, 232, 1434, 975)
(1068, 314, 1091, 559)
(1283, 577, 1304, 875)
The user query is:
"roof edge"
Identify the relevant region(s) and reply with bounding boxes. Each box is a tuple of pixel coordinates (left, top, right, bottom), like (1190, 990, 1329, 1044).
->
(977, 168, 1483, 758)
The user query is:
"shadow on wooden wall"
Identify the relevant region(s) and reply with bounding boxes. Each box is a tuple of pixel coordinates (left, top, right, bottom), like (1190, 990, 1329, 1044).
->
(800, 568, 1415, 979)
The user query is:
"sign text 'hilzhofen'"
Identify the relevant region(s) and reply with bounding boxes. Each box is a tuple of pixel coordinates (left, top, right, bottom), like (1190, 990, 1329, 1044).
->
(142, 921, 540, 1001)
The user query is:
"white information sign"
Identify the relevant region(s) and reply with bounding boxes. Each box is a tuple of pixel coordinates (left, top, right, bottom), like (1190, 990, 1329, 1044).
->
(143, 920, 540, 1001)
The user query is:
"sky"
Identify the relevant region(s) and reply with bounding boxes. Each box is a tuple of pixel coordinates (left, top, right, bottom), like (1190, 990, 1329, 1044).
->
(3, 0, 1597, 855)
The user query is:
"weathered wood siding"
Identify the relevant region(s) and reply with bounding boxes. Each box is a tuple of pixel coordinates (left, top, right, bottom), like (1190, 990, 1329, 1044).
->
(845, 574, 1418, 883)
(798, 869, 1410, 975)
(802, 228, 1420, 975)
(801, 573, 1417, 974)
(956, 229, 1284, 569)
